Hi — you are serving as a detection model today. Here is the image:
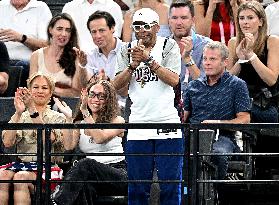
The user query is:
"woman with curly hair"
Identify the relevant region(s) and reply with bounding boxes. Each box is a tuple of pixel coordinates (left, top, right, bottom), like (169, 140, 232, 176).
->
(51, 80, 127, 205)
(29, 13, 87, 97)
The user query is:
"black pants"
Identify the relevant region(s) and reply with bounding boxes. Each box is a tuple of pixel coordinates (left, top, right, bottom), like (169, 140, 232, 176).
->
(53, 158, 127, 205)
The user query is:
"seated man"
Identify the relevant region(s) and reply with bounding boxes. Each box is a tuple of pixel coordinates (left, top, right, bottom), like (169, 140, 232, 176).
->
(0, 0, 52, 87)
(0, 42, 9, 96)
(183, 41, 251, 180)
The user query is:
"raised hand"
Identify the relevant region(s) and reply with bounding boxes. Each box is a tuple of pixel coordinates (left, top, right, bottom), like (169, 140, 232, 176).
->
(127, 39, 150, 69)
(53, 97, 73, 119)
(180, 36, 193, 58)
(73, 47, 87, 67)
(14, 88, 26, 115)
(236, 38, 247, 60)
(243, 33, 255, 57)
(80, 88, 88, 112)
(208, 0, 224, 12)
(98, 68, 107, 80)
(18, 87, 34, 110)
(237, 33, 255, 60)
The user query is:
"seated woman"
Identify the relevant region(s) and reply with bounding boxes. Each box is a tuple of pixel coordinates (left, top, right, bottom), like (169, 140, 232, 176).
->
(193, 0, 239, 45)
(227, 0, 279, 178)
(0, 72, 73, 205)
(29, 13, 87, 98)
(227, 1, 279, 123)
(51, 80, 127, 205)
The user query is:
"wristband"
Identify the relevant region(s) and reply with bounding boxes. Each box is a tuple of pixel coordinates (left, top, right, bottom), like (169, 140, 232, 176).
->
(237, 59, 249, 64)
(144, 56, 153, 66)
(21, 34, 27, 43)
(185, 57, 195, 67)
(127, 64, 135, 74)
(30, 111, 39, 118)
(248, 53, 257, 62)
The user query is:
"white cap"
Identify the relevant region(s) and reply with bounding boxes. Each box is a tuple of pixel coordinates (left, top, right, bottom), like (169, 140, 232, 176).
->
(132, 8, 160, 24)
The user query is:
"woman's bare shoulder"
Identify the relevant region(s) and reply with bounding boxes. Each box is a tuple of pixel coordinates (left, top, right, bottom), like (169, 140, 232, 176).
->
(112, 115, 125, 124)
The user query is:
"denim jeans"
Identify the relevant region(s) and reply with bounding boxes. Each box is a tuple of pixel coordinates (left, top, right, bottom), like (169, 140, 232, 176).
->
(53, 158, 127, 205)
(212, 135, 240, 179)
(126, 138, 184, 205)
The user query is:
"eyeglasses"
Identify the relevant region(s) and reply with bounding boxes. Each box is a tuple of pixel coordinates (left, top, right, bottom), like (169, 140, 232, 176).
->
(88, 91, 106, 100)
(131, 23, 156, 32)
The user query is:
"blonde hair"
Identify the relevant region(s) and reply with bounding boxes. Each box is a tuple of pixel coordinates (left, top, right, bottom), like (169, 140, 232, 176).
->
(27, 72, 56, 93)
(236, 1, 267, 57)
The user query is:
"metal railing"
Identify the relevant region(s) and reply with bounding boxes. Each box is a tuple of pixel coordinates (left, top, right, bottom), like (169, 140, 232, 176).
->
(1, 122, 279, 205)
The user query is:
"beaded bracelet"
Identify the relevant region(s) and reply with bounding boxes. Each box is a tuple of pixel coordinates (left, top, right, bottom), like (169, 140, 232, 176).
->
(127, 64, 135, 74)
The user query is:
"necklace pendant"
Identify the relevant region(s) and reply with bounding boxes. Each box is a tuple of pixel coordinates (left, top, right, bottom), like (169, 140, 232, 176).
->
(140, 79, 146, 88)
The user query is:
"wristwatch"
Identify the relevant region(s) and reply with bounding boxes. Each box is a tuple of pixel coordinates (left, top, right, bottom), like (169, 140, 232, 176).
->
(20, 34, 27, 43)
(144, 56, 154, 66)
(30, 111, 39, 118)
(185, 57, 195, 67)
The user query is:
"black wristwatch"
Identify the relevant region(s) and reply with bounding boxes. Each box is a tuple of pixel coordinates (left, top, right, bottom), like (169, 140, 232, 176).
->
(144, 56, 154, 66)
(30, 111, 39, 118)
(20, 34, 27, 43)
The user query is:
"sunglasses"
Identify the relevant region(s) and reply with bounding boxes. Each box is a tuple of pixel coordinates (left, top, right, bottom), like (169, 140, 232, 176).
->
(131, 23, 156, 32)
(88, 91, 106, 100)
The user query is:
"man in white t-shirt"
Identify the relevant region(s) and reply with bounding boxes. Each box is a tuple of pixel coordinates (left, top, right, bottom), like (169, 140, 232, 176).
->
(113, 8, 183, 205)
(62, 0, 123, 53)
(0, 0, 52, 87)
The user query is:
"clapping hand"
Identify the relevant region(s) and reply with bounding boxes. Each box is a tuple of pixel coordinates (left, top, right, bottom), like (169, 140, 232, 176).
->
(127, 39, 149, 69)
(14, 88, 26, 115)
(181, 36, 193, 58)
(53, 97, 73, 119)
(17, 87, 34, 111)
(73, 47, 87, 67)
(80, 88, 88, 112)
(237, 33, 255, 59)
(208, 0, 224, 12)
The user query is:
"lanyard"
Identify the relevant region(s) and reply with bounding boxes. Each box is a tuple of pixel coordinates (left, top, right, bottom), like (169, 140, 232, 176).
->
(219, 21, 234, 44)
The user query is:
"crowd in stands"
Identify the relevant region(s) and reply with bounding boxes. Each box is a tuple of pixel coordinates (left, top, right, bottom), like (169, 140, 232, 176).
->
(0, 0, 279, 204)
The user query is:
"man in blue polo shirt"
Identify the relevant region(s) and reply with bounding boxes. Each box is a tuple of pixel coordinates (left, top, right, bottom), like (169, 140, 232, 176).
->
(183, 41, 251, 179)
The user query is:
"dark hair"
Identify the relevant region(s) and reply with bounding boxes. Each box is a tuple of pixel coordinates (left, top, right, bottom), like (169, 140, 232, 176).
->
(203, 0, 233, 22)
(87, 10, 116, 31)
(74, 80, 119, 123)
(169, 1, 195, 17)
(47, 13, 79, 77)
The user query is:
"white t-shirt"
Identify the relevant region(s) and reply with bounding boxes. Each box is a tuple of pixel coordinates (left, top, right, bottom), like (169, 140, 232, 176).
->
(0, 0, 52, 61)
(265, 2, 279, 36)
(62, 0, 123, 52)
(115, 36, 182, 140)
(79, 128, 124, 164)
